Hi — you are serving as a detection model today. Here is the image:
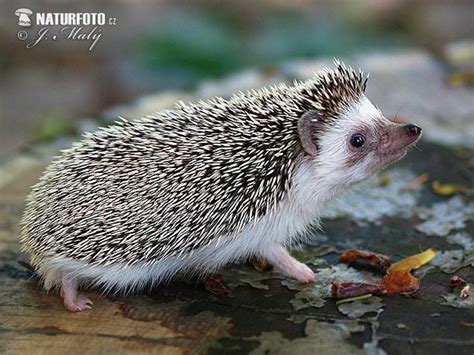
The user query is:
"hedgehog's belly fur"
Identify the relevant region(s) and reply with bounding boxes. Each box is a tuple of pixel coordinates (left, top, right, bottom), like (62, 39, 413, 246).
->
(36, 163, 322, 294)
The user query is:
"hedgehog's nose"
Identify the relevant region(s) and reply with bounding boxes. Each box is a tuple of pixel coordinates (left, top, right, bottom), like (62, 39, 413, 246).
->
(404, 124, 422, 136)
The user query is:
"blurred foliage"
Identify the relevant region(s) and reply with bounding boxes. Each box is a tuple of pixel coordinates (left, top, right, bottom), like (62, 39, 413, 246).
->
(139, 8, 407, 86)
(33, 114, 77, 142)
(141, 11, 240, 77)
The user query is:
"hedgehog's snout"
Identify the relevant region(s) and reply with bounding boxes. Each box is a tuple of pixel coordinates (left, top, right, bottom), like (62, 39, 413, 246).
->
(402, 123, 422, 147)
(404, 124, 422, 137)
(376, 122, 421, 153)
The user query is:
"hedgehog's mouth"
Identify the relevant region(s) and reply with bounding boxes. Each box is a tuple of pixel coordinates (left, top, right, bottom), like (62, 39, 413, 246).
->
(381, 142, 414, 159)
(381, 147, 408, 164)
(372, 126, 421, 172)
(371, 148, 407, 173)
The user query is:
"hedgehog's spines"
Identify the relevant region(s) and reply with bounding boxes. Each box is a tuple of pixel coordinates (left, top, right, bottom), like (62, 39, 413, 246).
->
(20, 61, 367, 269)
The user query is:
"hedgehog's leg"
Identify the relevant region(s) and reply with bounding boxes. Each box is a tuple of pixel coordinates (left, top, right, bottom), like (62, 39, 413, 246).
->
(265, 245, 315, 283)
(60, 273, 93, 312)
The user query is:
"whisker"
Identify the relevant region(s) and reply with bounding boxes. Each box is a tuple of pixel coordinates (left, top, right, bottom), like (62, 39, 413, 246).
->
(392, 105, 406, 123)
(412, 142, 423, 152)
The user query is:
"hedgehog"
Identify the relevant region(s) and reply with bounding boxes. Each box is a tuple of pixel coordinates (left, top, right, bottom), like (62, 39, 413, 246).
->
(19, 61, 422, 312)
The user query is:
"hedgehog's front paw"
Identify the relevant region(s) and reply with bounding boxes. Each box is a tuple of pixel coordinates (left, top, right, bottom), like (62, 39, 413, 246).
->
(289, 261, 315, 284)
(266, 246, 315, 283)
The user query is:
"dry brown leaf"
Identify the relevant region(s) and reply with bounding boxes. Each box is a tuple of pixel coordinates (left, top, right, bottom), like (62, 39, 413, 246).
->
(387, 248, 436, 273)
(450, 276, 467, 287)
(377, 271, 420, 294)
(401, 173, 429, 191)
(333, 248, 436, 300)
(249, 256, 273, 272)
(202, 274, 229, 298)
(331, 281, 386, 299)
(339, 249, 391, 269)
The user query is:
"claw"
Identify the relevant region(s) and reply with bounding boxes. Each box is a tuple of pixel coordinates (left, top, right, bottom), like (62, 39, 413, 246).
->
(60, 273, 94, 312)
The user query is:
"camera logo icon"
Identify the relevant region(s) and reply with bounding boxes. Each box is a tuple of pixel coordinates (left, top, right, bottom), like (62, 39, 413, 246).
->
(15, 8, 33, 27)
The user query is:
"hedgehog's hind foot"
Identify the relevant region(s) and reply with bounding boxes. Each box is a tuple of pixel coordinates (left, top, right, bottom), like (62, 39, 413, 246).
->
(265, 246, 315, 284)
(60, 274, 93, 312)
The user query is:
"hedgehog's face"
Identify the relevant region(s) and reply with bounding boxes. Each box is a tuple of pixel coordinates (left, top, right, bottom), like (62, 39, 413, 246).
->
(301, 96, 421, 188)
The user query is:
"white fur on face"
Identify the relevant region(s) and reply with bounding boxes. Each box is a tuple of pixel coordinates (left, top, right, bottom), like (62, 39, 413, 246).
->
(343, 95, 385, 127)
(311, 95, 387, 188)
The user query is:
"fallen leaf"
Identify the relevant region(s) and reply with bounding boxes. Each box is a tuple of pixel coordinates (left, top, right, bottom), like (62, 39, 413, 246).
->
(379, 174, 391, 187)
(337, 296, 384, 319)
(335, 294, 373, 306)
(202, 274, 229, 298)
(331, 281, 385, 299)
(446, 70, 474, 87)
(291, 244, 335, 266)
(442, 286, 474, 310)
(377, 271, 420, 294)
(432, 180, 469, 196)
(339, 249, 391, 269)
(450, 276, 466, 287)
(401, 173, 429, 191)
(249, 256, 273, 272)
(290, 286, 327, 310)
(416, 197, 474, 237)
(430, 250, 474, 274)
(387, 248, 436, 273)
(237, 270, 270, 290)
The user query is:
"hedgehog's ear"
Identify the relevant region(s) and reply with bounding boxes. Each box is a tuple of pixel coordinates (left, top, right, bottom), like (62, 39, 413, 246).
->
(298, 110, 323, 156)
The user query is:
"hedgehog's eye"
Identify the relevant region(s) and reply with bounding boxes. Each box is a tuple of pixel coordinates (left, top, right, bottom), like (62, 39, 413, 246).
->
(350, 134, 366, 148)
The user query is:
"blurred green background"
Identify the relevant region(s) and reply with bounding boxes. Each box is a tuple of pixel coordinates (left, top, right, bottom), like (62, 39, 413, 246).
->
(0, 0, 472, 158)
